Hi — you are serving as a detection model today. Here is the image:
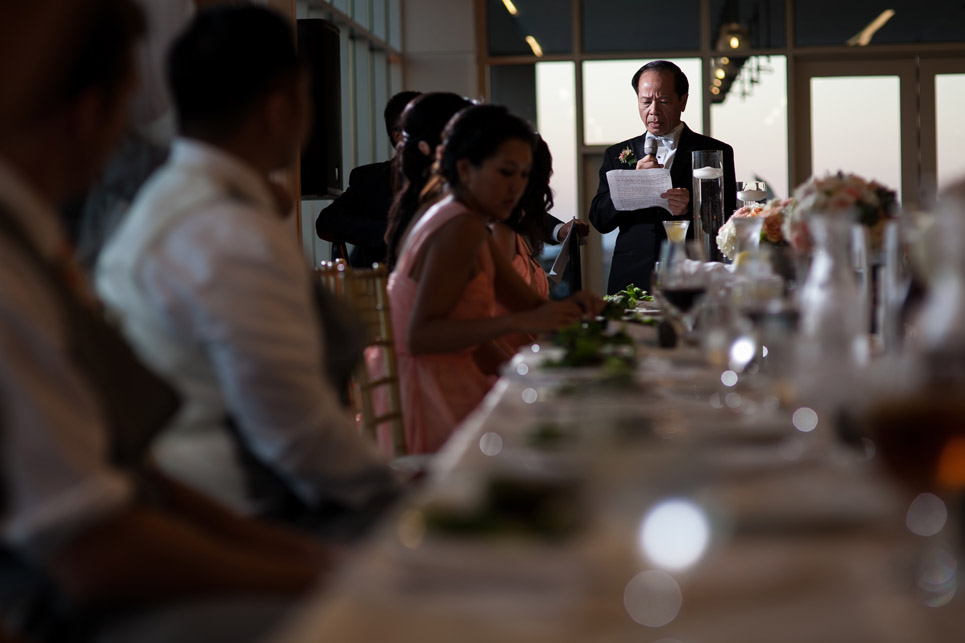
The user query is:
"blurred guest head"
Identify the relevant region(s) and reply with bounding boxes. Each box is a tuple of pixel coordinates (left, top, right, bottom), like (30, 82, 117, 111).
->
(167, 4, 309, 172)
(384, 90, 422, 145)
(0, 3, 93, 137)
(2, 0, 145, 201)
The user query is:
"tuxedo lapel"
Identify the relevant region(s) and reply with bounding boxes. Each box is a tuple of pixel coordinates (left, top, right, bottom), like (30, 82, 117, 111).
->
(670, 124, 696, 189)
(630, 134, 647, 166)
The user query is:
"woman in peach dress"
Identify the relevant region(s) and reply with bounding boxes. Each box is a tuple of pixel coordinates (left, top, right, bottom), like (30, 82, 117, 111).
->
(388, 105, 595, 454)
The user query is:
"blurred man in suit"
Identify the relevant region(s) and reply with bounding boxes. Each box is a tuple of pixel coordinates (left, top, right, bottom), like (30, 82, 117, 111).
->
(315, 90, 421, 267)
(589, 60, 736, 294)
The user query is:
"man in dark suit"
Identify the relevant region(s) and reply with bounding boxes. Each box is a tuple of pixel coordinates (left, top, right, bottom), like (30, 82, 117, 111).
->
(315, 90, 421, 267)
(589, 60, 736, 294)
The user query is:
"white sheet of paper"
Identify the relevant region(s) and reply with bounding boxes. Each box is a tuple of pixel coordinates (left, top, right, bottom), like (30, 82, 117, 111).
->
(606, 168, 673, 211)
(548, 218, 575, 285)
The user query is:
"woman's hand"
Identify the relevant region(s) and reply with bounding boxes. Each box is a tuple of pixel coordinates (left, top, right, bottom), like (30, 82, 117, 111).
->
(567, 290, 605, 317)
(516, 299, 584, 333)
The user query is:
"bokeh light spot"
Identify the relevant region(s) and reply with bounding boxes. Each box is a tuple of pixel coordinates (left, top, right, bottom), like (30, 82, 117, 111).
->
(479, 432, 503, 456)
(639, 499, 710, 570)
(917, 547, 958, 607)
(729, 337, 756, 370)
(907, 493, 947, 537)
(791, 407, 818, 432)
(937, 437, 965, 488)
(623, 570, 683, 627)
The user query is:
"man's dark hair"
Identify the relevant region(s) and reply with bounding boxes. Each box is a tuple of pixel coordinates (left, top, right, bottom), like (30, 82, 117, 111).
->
(40, 0, 145, 117)
(167, 5, 302, 140)
(383, 91, 421, 140)
(630, 60, 689, 97)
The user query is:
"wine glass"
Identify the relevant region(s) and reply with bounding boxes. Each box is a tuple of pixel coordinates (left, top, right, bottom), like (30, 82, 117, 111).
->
(653, 240, 708, 344)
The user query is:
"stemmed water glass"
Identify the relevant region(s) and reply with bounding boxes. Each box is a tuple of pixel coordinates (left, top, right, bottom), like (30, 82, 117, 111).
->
(663, 219, 689, 246)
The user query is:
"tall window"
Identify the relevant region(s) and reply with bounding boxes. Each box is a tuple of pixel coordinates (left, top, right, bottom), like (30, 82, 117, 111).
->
(710, 56, 788, 200)
(482, 0, 965, 292)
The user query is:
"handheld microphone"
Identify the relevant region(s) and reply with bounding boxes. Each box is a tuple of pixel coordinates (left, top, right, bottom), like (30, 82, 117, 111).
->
(643, 137, 657, 160)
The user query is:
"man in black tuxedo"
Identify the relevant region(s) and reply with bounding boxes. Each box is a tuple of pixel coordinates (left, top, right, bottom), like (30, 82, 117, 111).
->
(589, 60, 736, 294)
(315, 90, 421, 267)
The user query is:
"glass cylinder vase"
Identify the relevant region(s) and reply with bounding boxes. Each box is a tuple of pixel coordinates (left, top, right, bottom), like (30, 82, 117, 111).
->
(692, 150, 725, 263)
(790, 213, 870, 414)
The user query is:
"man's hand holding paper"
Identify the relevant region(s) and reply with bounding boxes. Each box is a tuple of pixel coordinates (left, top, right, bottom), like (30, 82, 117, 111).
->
(661, 187, 690, 215)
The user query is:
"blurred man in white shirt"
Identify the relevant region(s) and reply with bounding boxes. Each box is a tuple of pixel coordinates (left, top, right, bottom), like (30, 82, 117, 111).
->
(97, 4, 398, 531)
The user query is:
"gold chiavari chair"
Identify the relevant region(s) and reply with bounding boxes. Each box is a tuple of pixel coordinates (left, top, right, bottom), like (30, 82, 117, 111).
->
(316, 259, 407, 457)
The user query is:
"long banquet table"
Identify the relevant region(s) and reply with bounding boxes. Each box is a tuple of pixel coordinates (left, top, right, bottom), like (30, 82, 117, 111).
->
(272, 322, 965, 642)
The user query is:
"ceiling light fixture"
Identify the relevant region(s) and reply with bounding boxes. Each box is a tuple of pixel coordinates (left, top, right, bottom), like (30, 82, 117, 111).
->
(846, 9, 895, 46)
(525, 35, 543, 57)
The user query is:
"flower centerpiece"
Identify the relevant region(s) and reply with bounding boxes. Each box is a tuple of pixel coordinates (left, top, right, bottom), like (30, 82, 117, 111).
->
(716, 198, 794, 262)
(716, 203, 764, 261)
(760, 197, 793, 244)
(782, 171, 898, 254)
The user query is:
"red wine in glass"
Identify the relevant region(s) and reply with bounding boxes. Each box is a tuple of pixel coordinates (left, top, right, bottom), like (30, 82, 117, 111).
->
(661, 287, 706, 313)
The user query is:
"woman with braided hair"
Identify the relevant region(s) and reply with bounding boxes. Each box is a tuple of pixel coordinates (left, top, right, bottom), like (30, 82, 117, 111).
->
(383, 92, 472, 270)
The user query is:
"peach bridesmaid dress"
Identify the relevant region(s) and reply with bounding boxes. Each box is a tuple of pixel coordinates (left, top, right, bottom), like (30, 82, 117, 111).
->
(387, 196, 497, 454)
(510, 233, 549, 298)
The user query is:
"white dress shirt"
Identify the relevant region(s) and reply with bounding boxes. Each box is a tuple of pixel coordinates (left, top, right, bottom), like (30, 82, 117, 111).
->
(97, 139, 393, 515)
(0, 159, 133, 559)
(645, 122, 684, 170)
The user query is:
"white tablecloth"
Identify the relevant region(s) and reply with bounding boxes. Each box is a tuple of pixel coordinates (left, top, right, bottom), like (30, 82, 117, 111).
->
(272, 325, 965, 642)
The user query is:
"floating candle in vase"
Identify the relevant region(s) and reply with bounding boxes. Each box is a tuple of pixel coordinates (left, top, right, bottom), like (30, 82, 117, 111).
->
(693, 167, 723, 180)
(736, 188, 766, 202)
